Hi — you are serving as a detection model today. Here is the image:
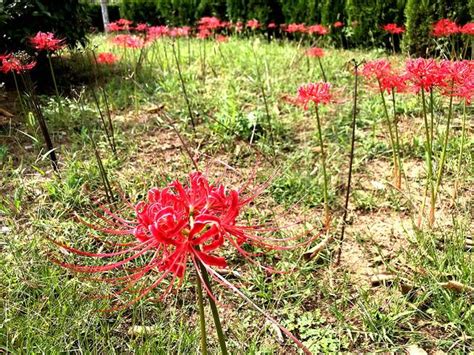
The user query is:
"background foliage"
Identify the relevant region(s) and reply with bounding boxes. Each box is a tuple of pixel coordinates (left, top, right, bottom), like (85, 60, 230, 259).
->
(0, 0, 90, 52)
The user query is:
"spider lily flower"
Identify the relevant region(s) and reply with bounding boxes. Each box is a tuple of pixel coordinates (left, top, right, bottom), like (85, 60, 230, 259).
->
(432, 19, 460, 37)
(439, 60, 474, 102)
(404, 58, 447, 92)
(246, 19, 260, 30)
(295, 82, 333, 109)
(333, 21, 344, 28)
(306, 47, 325, 58)
(50, 172, 319, 309)
(286, 23, 307, 34)
(134, 23, 149, 32)
(267, 22, 277, 30)
(111, 34, 145, 49)
(1, 53, 36, 74)
(362, 59, 408, 94)
(460, 23, 474, 36)
(382, 23, 405, 35)
(96, 52, 118, 65)
(147, 25, 169, 40)
(29, 31, 65, 52)
(198, 16, 222, 32)
(307, 24, 329, 35)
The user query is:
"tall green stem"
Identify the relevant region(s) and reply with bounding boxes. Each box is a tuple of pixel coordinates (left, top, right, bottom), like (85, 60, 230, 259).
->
(315, 105, 330, 226)
(433, 84, 454, 208)
(317, 57, 327, 82)
(421, 88, 435, 226)
(47, 54, 61, 106)
(196, 275, 208, 355)
(378, 81, 399, 186)
(391, 90, 403, 188)
(12, 72, 27, 120)
(452, 101, 467, 201)
(197, 261, 228, 355)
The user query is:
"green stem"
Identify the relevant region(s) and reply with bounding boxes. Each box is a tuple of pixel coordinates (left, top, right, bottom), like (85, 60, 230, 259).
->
(12, 72, 27, 119)
(197, 261, 228, 355)
(391, 90, 403, 188)
(433, 84, 454, 205)
(453, 101, 467, 201)
(378, 82, 399, 184)
(196, 275, 208, 355)
(315, 104, 330, 226)
(317, 57, 327, 82)
(429, 88, 435, 151)
(421, 88, 435, 226)
(47, 54, 61, 105)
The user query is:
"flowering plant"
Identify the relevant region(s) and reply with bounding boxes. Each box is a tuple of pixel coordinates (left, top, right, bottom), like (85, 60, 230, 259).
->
(50, 171, 317, 353)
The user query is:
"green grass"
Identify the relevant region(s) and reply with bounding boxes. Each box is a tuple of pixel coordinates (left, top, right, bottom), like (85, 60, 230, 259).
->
(0, 34, 473, 353)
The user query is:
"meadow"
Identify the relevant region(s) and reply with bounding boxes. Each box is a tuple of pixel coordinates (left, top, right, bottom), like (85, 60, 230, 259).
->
(0, 23, 473, 353)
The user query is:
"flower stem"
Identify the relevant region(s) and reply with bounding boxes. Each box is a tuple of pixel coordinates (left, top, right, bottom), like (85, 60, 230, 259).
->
(196, 275, 208, 355)
(47, 53, 61, 107)
(378, 81, 399, 187)
(391, 90, 403, 189)
(433, 85, 454, 209)
(12, 72, 27, 120)
(197, 260, 228, 355)
(317, 57, 327, 82)
(315, 104, 330, 227)
(420, 88, 435, 227)
(336, 59, 360, 265)
(452, 101, 467, 202)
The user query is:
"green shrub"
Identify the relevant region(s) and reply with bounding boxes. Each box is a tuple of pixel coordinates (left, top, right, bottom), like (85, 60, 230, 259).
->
(404, 0, 472, 56)
(84, 4, 120, 32)
(0, 0, 90, 52)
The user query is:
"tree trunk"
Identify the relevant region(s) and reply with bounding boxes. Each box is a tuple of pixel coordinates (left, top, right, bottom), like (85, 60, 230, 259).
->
(100, 0, 110, 32)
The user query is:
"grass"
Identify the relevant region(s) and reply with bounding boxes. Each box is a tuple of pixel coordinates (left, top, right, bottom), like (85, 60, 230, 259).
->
(0, 34, 473, 353)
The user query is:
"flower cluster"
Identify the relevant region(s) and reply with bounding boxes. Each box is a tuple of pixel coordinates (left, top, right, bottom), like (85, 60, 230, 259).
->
(96, 52, 118, 65)
(306, 47, 325, 58)
(362, 59, 407, 94)
(107, 18, 133, 32)
(382, 23, 405, 34)
(29, 31, 65, 52)
(0, 53, 36, 74)
(295, 82, 333, 109)
(362, 57, 474, 103)
(431, 19, 474, 37)
(111, 34, 145, 49)
(51, 172, 316, 307)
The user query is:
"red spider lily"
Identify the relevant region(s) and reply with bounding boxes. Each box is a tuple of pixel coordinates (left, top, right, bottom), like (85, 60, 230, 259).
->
(96, 52, 118, 65)
(286, 23, 307, 34)
(267, 22, 277, 29)
(169, 26, 191, 38)
(197, 29, 211, 39)
(116, 18, 133, 30)
(295, 82, 333, 109)
(246, 19, 260, 30)
(382, 23, 405, 34)
(306, 47, 325, 58)
(432, 19, 459, 37)
(50, 172, 318, 308)
(307, 24, 329, 35)
(147, 25, 169, 40)
(107, 22, 122, 32)
(333, 21, 344, 28)
(0, 53, 10, 61)
(460, 23, 474, 35)
(405, 58, 447, 92)
(216, 35, 229, 43)
(198, 16, 222, 31)
(363, 60, 409, 94)
(134, 23, 149, 32)
(111, 34, 145, 49)
(1, 55, 36, 74)
(29, 31, 65, 51)
(439, 60, 474, 103)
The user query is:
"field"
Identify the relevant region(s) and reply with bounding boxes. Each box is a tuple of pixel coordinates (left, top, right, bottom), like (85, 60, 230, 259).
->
(1, 33, 473, 353)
